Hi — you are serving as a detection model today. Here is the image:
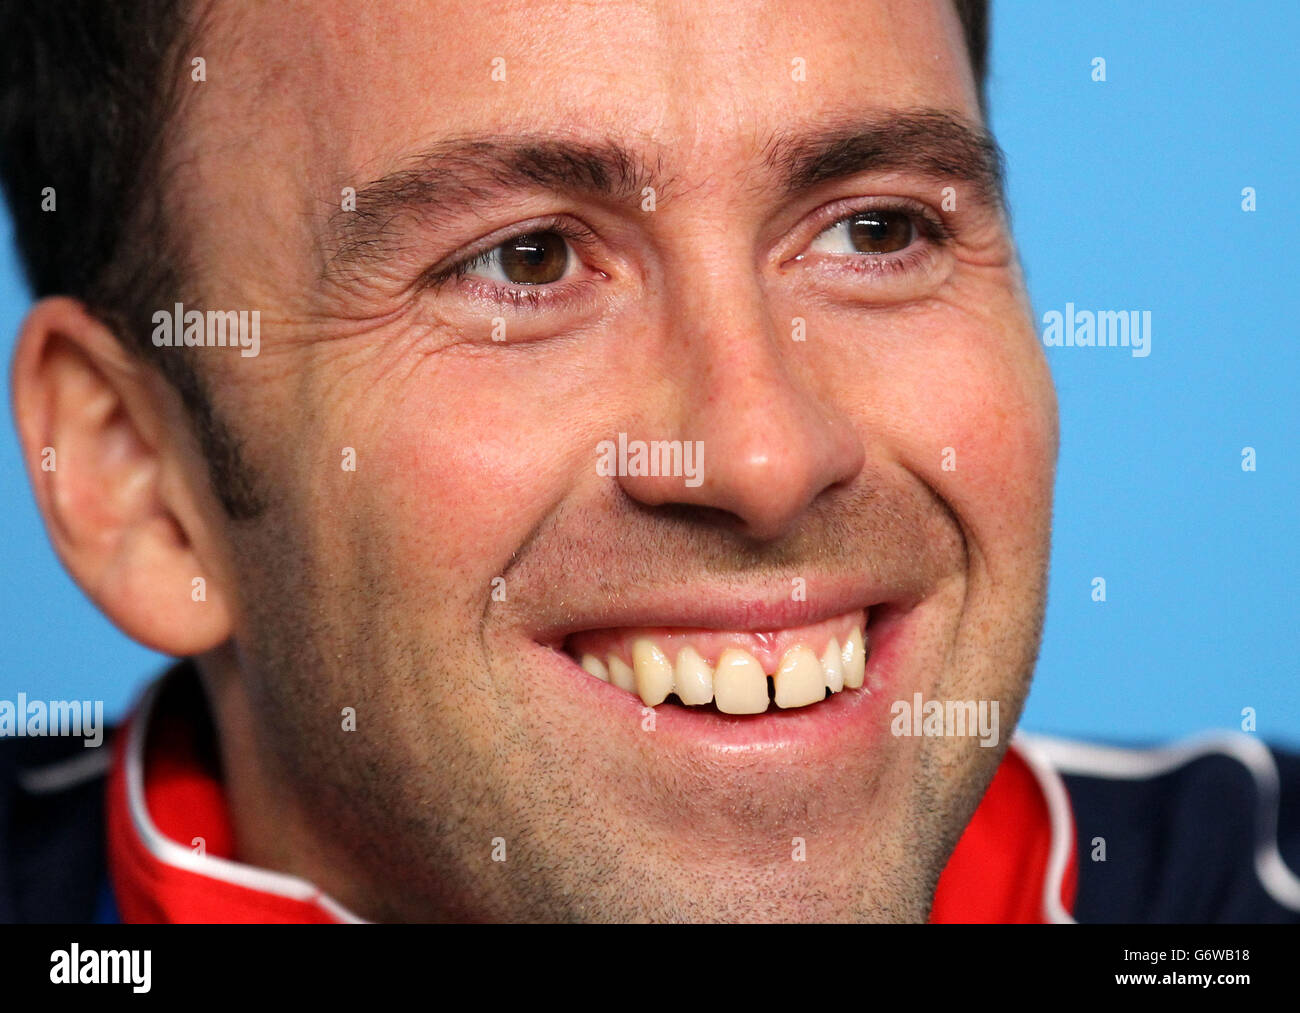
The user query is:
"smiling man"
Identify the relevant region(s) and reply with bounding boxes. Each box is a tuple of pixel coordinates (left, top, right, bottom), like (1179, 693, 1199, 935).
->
(14, 0, 1252, 924)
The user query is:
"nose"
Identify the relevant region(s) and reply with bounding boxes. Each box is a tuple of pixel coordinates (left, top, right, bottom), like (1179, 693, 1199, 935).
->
(614, 255, 865, 542)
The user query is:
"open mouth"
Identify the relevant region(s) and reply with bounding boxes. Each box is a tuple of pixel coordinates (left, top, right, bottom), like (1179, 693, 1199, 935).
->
(561, 608, 871, 715)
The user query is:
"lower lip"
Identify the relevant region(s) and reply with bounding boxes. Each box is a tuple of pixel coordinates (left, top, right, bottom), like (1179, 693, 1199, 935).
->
(531, 604, 914, 757)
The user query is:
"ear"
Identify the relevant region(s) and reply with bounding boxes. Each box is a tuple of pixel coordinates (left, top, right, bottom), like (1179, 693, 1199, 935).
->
(10, 296, 233, 655)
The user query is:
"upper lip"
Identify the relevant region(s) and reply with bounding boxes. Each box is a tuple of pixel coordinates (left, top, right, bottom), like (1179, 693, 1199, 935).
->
(532, 575, 918, 647)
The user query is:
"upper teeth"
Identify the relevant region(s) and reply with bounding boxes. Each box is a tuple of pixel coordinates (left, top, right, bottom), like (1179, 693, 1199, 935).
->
(579, 626, 866, 713)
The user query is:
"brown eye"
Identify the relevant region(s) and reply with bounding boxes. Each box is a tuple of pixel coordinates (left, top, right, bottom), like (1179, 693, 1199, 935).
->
(847, 211, 914, 254)
(498, 231, 569, 284)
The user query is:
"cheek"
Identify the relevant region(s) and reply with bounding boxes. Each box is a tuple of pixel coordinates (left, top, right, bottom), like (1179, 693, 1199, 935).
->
(934, 350, 1054, 513)
(864, 306, 1057, 569)
(354, 352, 598, 582)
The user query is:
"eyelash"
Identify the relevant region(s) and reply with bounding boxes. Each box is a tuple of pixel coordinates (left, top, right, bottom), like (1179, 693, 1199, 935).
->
(423, 216, 602, 310)
(425, 200, 950, 310)
(798, 197, 951, 279)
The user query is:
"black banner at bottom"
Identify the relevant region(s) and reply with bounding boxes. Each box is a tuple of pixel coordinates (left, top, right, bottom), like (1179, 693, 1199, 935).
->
(0, 923, 1285, 999)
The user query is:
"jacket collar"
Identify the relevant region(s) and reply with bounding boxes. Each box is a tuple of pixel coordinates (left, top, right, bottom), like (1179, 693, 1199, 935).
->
(107, 664, 1076, 923)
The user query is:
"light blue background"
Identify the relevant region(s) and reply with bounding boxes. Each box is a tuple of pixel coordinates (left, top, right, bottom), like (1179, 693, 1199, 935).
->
(1, 2, 1296, 744)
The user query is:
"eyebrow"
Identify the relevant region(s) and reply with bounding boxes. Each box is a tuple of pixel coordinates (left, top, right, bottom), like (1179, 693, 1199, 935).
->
(763, 109, 1005, 207)
(322, 108, 1003, 279)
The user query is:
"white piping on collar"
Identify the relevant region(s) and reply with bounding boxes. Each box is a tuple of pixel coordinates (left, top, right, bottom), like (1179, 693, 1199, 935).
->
(124, 675, 367, 924)
(1008, 735, 1078, 924)
(1016, 730, 1300, 913)
(125, 671, 1099, 925)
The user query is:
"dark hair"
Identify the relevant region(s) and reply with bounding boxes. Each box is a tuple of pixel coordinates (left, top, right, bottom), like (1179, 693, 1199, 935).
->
(0, 1, 991, 518)
(0, 0, 268, 518)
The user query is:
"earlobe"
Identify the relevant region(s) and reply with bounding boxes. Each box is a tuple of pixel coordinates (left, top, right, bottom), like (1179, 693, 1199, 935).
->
(11, 296, 233, 656)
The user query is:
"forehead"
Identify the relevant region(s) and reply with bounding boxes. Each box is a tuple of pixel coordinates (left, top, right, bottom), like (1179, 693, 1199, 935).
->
(175, 0, 977, 303)
(199, 0, 976, 168)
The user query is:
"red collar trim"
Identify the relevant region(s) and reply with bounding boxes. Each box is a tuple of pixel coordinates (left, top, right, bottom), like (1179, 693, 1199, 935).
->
(107, 668, 1076, 923)
(930, 738, 1079, 922)
(106, 669, 363, 923)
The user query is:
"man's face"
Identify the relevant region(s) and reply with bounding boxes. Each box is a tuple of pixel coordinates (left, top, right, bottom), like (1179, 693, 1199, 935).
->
(176, 0, 1057, 920)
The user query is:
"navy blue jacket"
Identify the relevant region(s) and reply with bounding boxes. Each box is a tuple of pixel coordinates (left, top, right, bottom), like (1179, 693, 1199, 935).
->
(3, 711, 1299, 922)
